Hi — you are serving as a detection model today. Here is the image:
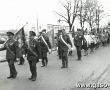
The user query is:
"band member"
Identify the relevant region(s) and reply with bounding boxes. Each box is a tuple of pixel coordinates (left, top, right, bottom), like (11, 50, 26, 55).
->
(38, 29, 51, 67)
(58, 29, 72, 68)
(74, 29, 85, 60)
(0, 32, 17, 79)
(26, 31, 40, 81)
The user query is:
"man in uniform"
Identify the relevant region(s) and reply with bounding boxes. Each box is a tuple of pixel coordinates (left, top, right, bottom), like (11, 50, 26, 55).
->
(38, 29, 51, 67)
(0, 32, 17, 79)
(26, 31, 40, 81)
(56, 30, 62, 59)
(58, 29, 72, 68)
(74, 29, 85, 60)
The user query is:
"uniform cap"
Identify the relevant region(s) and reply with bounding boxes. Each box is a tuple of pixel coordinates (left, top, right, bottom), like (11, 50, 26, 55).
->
(42, 29, 46, 33)
(29, 31, 36, 36)
(7, 31, 14, 36)
(58, 30, 62, 32)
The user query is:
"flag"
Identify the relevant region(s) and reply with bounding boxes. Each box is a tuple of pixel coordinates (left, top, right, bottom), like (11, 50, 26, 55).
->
(14, 27, 26, 48)
(46, 30, 54, 49)
(14, 27, 26, 58)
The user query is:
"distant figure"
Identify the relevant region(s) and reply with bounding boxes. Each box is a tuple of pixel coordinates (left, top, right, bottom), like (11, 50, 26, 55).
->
(74, 29, 85, 60)
(83, 32, 89, 56)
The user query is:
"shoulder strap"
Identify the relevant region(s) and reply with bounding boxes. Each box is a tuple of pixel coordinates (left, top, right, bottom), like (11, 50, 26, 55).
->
(60, 35, 71, 49)
(41, 36, 49, 51)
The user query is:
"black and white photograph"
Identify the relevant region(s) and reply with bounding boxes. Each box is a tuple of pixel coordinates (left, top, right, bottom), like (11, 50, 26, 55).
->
(0, 0, 110, 90)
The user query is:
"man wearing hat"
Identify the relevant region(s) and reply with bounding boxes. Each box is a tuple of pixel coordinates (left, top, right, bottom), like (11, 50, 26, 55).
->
(25, 31, 40, 81)
(0, 31, 17, 79)
(38, 29, 51, 67)
(74, 29, 85, 60)
(58, 29, 72, 68)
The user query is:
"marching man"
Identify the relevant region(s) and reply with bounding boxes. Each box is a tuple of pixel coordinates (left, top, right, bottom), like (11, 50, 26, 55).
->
(26, 31, 40, 81)
(57, 29, 73, 68)
(38, 29, 52, 67)
(0, 32, 17, 79)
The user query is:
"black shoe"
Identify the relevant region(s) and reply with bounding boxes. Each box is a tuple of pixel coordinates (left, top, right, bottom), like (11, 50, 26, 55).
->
(28, 77, 32, 80)
(7, 76, 13, 79)
(18, 63, 22, 65)
(12, 73, 17, 79)
(41, 65, 45, 67)
(12, 75, 17, 78)
(31, 78, 36, 81)
(61, 66, 65, 68)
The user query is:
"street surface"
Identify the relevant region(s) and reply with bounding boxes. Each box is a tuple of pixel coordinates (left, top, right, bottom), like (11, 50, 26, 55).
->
(0, 46, 110, 90)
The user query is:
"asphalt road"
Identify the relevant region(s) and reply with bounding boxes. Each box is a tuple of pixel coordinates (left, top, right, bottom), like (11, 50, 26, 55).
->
(0, 46, 110, 90)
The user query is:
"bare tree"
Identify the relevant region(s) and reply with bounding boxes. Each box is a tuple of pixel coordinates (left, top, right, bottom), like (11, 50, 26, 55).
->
(54, 0, 80, 32)
(77, 0, 88, 31)
(82, 0, 98, 30)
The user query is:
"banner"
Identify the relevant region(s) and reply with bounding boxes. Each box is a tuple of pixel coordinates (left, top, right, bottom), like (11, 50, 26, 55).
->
(14, 27, 26, 58)
(14, 27, 26, 48)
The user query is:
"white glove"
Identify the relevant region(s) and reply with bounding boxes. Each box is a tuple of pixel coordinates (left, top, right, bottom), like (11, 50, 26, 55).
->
(39, 59, 42, 62)
(49, 49, 52, 53)
(56, 47, 58, 51)
(16, 58, 20, 61)
(23, 54, 25, 58)
(71, 47, 74, 51)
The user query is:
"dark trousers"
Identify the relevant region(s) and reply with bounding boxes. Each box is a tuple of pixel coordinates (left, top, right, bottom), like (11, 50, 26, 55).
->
(7, 59, 17, 77)
(41, 50, 48, 66)
(58, 48, 62, 59)
(76, 46, 82, 60)
(90, 43, 94, 52)
(28, 60, 37, 79)
(19, 56, 25, 64)
(61, 49, 68, 67)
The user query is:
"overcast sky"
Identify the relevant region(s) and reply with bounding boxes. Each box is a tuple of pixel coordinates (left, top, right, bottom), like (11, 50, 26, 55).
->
(0, 0, 110, 31)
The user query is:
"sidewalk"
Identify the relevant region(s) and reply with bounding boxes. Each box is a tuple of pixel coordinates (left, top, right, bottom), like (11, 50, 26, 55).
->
(0, 46, 110, 90)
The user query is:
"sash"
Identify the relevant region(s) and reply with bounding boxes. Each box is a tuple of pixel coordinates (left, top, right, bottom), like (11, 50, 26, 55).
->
(28, 40, 38, 58)
(41, 36, 50, 51)
(60, 35, 71, 51)
(5, 41, 15, 56)
(28, 46, 38, 58)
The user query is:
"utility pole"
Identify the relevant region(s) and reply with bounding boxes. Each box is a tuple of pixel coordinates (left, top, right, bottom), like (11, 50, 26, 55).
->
(37, 16, 39, 35)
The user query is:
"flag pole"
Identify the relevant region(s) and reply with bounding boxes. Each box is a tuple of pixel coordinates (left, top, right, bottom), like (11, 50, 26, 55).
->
(3, 22, 28, 45)
(15, 22, 28, 34)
